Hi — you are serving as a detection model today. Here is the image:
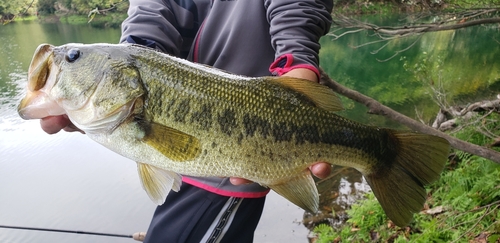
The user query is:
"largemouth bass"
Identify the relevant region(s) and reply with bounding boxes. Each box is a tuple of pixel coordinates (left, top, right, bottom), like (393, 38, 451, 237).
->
(18, 43, 450, 226)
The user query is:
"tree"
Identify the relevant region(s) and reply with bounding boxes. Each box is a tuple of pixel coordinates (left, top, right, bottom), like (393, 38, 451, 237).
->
(69, 0, 119, 14)
(36, 0, 57, 15)
(0, 0, 34, 21)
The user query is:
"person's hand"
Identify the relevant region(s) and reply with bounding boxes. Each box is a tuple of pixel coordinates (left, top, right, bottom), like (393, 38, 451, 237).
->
(40, 115, 84, 134)
(230, 67, 330, 185)
(281, 67, 318, 82)
(229, 162, 331, 185)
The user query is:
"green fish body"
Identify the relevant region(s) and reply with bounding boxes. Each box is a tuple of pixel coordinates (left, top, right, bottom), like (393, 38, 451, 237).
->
(18, 43, 450, 226)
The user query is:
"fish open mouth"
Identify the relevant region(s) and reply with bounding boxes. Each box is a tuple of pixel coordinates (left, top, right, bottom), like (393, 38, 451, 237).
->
(28, 44, 54, 92)
(18, 44, 65, 119)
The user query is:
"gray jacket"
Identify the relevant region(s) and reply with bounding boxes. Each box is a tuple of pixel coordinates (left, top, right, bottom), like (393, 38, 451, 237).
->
(120, 0, 333, 197)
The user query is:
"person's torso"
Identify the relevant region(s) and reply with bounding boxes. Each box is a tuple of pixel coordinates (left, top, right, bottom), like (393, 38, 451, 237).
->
(168, 0, 276, 77)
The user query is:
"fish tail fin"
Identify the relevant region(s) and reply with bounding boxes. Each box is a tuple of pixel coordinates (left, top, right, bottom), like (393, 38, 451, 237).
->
(364, 131, 449, 226)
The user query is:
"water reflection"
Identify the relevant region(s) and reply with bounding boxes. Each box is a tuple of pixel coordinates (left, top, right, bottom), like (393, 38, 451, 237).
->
(303, 167, 370, 237)
(320, 14, 500, 126)
(0, 22, 155, 243)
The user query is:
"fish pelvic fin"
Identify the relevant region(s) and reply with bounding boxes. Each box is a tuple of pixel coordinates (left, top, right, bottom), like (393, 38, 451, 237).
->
(269, 170, 319, 213)
(365, 131, 450, 227)
(137, 162, 182, 205)
(269, 77, 343, 112)
(143, 122, 201, 161)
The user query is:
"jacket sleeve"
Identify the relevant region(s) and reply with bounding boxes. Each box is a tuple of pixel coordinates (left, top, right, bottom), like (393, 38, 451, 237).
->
(265, 0, 333, 78)
(120, 0, 182, 56)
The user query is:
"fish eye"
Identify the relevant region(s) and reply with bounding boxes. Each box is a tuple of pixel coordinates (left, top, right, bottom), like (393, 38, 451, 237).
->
(65, 48, 81, 63)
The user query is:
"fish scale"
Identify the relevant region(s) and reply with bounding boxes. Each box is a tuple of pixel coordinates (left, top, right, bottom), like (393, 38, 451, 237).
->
(18, 43, 450, 226)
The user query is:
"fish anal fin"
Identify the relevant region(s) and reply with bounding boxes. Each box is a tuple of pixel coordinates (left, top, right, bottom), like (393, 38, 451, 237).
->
(269, 170, 319, 213)
(137, 162, 182, 205)
(364, 131, 450, 226)
(143, 122, 201, 161)
(269, 77, 343, 112)
(365, 167, 426, 227)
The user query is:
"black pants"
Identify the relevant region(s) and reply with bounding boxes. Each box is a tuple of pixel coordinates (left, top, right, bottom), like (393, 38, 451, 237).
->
(143, 183, 266, 243)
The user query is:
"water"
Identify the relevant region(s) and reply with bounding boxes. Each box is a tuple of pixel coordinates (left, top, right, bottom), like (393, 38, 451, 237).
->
(320, 14, 500, 126)
(0, 21, 154, 243)
(1, 18, 498, 243)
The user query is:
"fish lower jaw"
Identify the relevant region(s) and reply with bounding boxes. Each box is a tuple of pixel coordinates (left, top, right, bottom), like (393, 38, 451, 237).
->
(17, 91, 66, 119)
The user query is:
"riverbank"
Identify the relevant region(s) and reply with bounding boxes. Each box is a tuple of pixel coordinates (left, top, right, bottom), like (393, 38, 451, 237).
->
(34, 12, 127, 28)
(2, 13, 126, 28)
(312, 108, 500, 242)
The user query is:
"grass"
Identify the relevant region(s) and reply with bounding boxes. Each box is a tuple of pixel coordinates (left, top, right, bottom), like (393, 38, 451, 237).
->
(13, 15, 37, 21)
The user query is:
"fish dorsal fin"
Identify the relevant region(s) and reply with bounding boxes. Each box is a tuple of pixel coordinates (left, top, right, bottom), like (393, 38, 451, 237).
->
(269, 170, 319, 213)
(137, 162, 182, 205)
(143, 122, 201, 161)
(269, 77, 343, 112)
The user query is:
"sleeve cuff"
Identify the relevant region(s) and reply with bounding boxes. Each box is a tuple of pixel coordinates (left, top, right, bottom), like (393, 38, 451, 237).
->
(124, 35, 165, 51)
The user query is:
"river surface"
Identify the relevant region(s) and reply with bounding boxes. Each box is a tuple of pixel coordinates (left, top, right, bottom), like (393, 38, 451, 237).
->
(0, 18, 498, 243)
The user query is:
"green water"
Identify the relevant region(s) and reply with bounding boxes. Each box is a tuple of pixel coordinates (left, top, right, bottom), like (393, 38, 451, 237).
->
(0, 21, 122, 110)
(319, 14, 500, 127)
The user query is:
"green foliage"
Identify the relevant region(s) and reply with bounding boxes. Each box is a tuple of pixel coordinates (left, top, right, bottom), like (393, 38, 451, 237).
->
(35, 0, 128, 17)
(0, 0, 34, 20)
(58, 12, 126, 28)
(59, 15, 88, 24)
(334, 1, 397, 15)
(314, 224, 339, 243)
(88, 12, 128, 28)
(452, 112, 500, 150)
(445, 0, 500, 9)
(313, 119, 500, 242)
(70, 0, 115, 14)
(402, 53, 450, 110)
(37, 0, 57, 15)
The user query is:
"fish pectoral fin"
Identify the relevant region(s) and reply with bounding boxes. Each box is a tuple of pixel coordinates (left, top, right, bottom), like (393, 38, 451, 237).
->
(269, 170, 319, 213)
(143, 122, 201, 162)
(270, 77, 343, 112)
(137, 162, 182, 205)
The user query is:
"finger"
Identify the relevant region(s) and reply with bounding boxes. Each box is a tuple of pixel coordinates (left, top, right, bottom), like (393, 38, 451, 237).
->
(40, 115, 71, 134)
(63, 123, 85, 134)
(229, 177, 253, 185)
(310, 162, 331, 179)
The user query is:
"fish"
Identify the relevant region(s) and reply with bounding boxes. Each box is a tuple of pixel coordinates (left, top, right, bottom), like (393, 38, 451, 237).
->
(18, 43, 450, 226)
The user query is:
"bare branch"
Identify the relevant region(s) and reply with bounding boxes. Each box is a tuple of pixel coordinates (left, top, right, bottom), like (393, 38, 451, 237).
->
(376, 34, 423, 62)
(2, 0, 35, 25)
(319, 69, 500, 164)
(332, 13, 500, 37)
(327, 28, 366, 40)
(348, 38, 391, 49)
